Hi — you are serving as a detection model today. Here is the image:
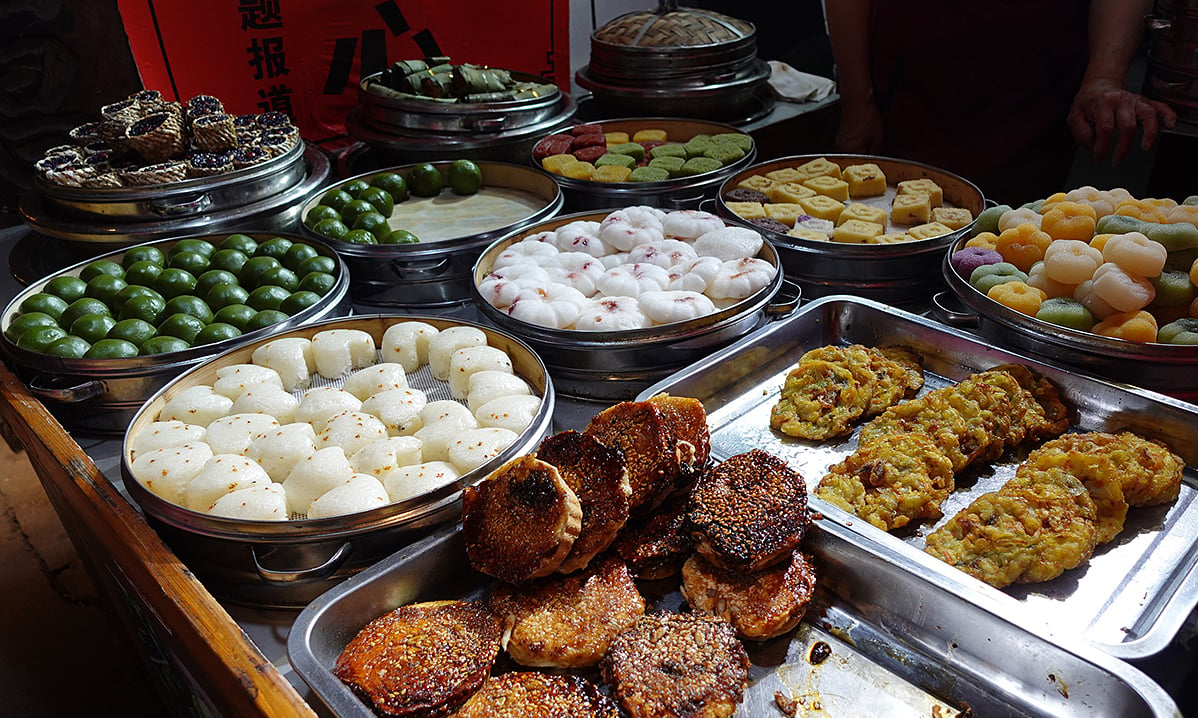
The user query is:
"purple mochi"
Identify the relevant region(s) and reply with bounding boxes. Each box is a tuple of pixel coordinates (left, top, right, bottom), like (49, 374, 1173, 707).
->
(951, 247, 1004, 277)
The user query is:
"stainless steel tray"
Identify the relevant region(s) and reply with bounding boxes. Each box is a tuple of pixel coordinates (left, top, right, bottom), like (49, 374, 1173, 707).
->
(288, 522, 1179, 717)
(638, 295, 1198, 660)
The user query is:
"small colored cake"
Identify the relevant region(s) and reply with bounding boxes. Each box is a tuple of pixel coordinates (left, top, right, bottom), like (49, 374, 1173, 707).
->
(802, 175, 850, 201)
(683, 136, 715, 158)
(650, 143, 687, 159)
(704, 144, 744, 165)
(907, 221, 954, 240)
(837, 202, 888, 227)
(724, 188, 769, 204)
(680, 157, 721, 176)
(541, 153, 577, 174)
(765, 167, 806, 184)
(632, 129, 668, 143)
(561, 161, 596, 180)
(648, 156, 685, 177)
(594, 165, 633, 182)
(711, 133, 753, 152)
(766, 182, 817, 204)
(629, 166, 670, 182)
(608, 142, 646, 162)
(604, 131, 630, 145)
(788, 227, 831, 241)
(797, 195, 845, 223)
(763, 203, 805, 227)
(797, 157, 842, 180)
(750, 216, 791, 233)
(833, 219, 885, 243)
(726, 201, 766, 219)
(596, 153, 637, 169)
(843, 163, 887, 197)
(897, 178, 944, 207)
(872, 233, 912, 244)
(891, 192, 932, 225)
(737, 174, 776, 193)
(931, 207, 974, 230)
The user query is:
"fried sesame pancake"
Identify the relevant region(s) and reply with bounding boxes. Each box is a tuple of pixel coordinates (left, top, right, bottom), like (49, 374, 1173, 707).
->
(646, 393, 711, 485)
(613, 493, 694, 580)
(585, 400, 680, 513)
(450, 673, 618, 718)
(681, 550, 818, 641)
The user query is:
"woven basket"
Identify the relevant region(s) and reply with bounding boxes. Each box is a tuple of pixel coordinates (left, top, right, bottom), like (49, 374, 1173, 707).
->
(594, 3, 753, 48)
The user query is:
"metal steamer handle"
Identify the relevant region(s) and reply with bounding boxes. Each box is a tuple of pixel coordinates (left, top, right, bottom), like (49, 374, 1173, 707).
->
(931, 291, 981, 329)
(389, 255, 453, 278)
(149, 193, 213, 217)
(252, 541, 353, 584)
(766, 278, 802, 317)
(26, 373, 105, 403)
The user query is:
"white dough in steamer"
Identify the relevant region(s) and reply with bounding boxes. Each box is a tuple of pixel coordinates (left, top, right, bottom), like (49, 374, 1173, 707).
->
(447, 427, 519, 473)
(282, 445, 354, 514)
(295, 386, 363, 431)
(693, 226, 764, 261)
(493, 239, 560, 270)
(229, 384, 299, 425)
(552, 220, 610, 257)
(506, 283, 589, 329)
(475, 394, 541, 434)
(639, 290, 717, 324)
(629, 239, 698, 269)
(545, 253, 606, 296)
(667, 256, 724, 294)
(448, 345, 513, 400)
(311, 328, 377, 379)
(477, 265, 551, 310)
(212, 364, 284, 400)
(246, 422, 318, 481)
(574, 296, 650, 331)
(158, 385, 233, 427)
(599, 207, 666, 252)
(595, 263, 670, 297)
(342, 362, 408, 401)
(208, 483, 288, 521)
(251, 336, 314, 391)
(414, 400, 479, 462)
(130, 441, 214, 505)
(360, 387, 427, 435)
(662, 209, 725, 240)
(707, 257, 777, 300)
(316, 411, 389, 457)
(306, 474, 390, 519)
(467, 370, 532, 413)
(129, 420, 206, 461)
(383, 461, 461, 503)
(205, 413, 280, 456)
(427, 325, 488, 380)
(381, 321, 439, 373)
(185, 454, 272, 512)
(600, 252, 632, 269)
(349, 436, 423, 481)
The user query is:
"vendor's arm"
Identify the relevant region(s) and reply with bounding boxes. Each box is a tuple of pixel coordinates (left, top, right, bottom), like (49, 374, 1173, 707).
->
(826, 0, 883, 153)
(1067, 0, 1177, 165)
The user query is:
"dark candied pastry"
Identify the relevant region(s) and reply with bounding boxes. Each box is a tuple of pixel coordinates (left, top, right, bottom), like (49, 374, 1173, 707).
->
(100, 98, 140, 123)
(81, 141, 113, 157)
(125, 111, 186, 163)
(34, 153, 81, 177)
(613, 492, 694, 580)
(68, 122, 103, 146)
(723, 187, 769, 203)
(257, 130, 296, 157)
(191, 112, 237, 153)
(688, 449, 809, 572)
(187, 151, 234, 178)
(681, 550, 817, 641)
(453, 673, 619, 718)
(603, 612, 749, 718)
(230, 145, 268, 169)
(186, 93, 223, 113)
(256, 110, 291, 129)
(749, 216, 792, 234)
(584, 400, 680, 514)
(43, 145, 82, 162)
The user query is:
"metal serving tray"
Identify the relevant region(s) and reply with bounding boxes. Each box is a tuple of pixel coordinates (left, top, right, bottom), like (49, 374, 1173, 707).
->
(637, 295, 1198, 661)
(288, 522, 1179, 717)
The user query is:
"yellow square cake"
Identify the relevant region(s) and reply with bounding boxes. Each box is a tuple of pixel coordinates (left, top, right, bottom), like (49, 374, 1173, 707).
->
(802, 175, 851, 202)
(891, 192, 931, 225)
(907, 221, 954, 240)
(737, 174, 777, 193)
(604, 131, 630, 146)
(837, 202, 889, 227)
(542, 153, 578, 174)
(766, 182, 816, 204)
(788, 228, 831, 241)
(833, 219, 885, 243)
(632, 128, 668, 143)
(726, 201, 766, 220)
(897, 178, 943, 207)
(593, 165, 632, 182)
(797, 195, 845, 223)
(931, 206, 974, 230)
(763, 203, 805, 227)
(797, 157, 843, 180)
(765, 167, 806, 184)
(561, 161, 596, 180)
(843, 163, 887, 198)
(871, 233, 912, 244)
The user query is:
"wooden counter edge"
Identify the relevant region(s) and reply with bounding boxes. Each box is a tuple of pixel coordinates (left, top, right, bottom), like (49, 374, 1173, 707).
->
(0, 361, 316, 717)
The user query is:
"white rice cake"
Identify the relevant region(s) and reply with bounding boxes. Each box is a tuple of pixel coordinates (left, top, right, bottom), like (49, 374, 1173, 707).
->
(384, 461, 461, 503)
(229, 384, 300, 425)
(306, 474, 390, 519)
(475, 394, 541, 434)
(157, 385, 233, 427)
(316, 411, 389, 457)
(349, 436, 423, 480)
(381, 321, 439, 373)
(342, 362, 407, 401)
(311, 328, 377, 379)
(414, 400, 479, 462)
(246, 422, 318, 480)
(466, 371, 532, 413)
(448, 345, 513, 400)
(251, 336, 314, 392)
(208, 483, 288, 521)
(128, 420, 206, 461)
(447, 427, 518, 473)
(282, 445, 354, 514)
(205, 413, 281, 457)
(295, 387, 363, 431)
(129, 441, 214, 505)
(184, 454, 272, 512)
(212, 363, 284, 400)
(427, 326, 487, 380)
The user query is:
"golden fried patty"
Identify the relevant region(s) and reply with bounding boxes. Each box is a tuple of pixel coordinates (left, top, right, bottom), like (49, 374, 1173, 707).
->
(334, 599, 501, 718)
(602, 612, 750, 718)
(646, 393, 711, 487)
(770, 359, 869, 440)
(450, 672, 618, 718)
(489, 556, 645, 669)
(681, 550, 818, 641)
(1017, 448, 1128, 545)
(688, 449, 809, 572)
(815, 432, 955, 531)
(1035, 431, 1184, 507)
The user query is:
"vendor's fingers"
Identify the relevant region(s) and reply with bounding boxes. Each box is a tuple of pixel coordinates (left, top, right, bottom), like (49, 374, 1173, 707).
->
(1089, 104, 1117, 162)
(1110, 97, 1140, 165)
(1139, 98, 1178, 150)
(1067, 106, 1095, 149)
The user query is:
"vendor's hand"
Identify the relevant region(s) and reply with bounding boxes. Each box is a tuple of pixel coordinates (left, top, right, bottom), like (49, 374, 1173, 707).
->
(1067, 77, 1177, 165)
(835, 101, 884, 154)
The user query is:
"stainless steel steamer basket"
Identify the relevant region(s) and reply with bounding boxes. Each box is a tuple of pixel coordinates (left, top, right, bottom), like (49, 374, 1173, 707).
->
(471, 211, 793, 401)
(299, 161, 563, 309)
(938, 239, 1198, 403)
(20, 143, 331, 245)
(357, 70, 563, 134)
(120, 314, 555, 608)
(533, 117, 758, 211)
(574, 59, 771, 121)
(0, 232, 351, 434)
(716, 154, 986, 309)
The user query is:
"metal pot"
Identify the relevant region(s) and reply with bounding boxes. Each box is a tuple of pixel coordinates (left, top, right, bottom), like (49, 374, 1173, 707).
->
(471, 211, 796, 401)
(937, 238, 1198, 404)
(715, 154, 986, 310)
(298, 161, 563, 309)
(357, 70, 563, 134)
(1, 232, 351, 434)
(120, 314, 555, 608)
(19, 143, 331, 245)
(534, 117, 758, 211)
(575, 60, 771, 122)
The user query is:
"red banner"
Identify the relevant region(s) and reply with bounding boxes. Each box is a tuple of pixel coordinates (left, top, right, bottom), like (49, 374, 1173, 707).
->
(116, 0, 571, 147)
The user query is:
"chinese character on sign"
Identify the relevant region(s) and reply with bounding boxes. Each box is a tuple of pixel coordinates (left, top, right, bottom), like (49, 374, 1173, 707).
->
(257, 84, 294, 116)
(246, 37, 289, 80)
(239, 0, 283, 30)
